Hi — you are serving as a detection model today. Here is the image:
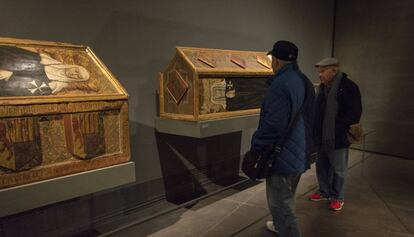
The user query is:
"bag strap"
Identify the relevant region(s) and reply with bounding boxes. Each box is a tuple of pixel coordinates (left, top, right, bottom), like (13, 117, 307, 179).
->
(270, 74, 308, 155)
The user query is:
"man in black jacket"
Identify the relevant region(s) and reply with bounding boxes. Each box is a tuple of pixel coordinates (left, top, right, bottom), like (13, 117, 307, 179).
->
(308, 57, 362, 211)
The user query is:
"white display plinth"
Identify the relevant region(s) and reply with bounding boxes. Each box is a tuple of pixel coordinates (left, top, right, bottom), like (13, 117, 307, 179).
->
(0, 161, 136, 218)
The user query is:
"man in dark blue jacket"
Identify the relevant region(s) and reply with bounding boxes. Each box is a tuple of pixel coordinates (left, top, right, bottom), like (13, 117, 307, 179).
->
(308, 58, 362, 211)
(251, 40, 315, 237)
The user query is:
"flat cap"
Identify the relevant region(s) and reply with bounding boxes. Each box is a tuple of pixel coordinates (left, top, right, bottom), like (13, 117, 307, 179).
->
(315, 57, 339, 67)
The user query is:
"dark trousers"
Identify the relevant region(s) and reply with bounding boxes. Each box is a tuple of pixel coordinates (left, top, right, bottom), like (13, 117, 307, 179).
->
(316, 148, 349, 201)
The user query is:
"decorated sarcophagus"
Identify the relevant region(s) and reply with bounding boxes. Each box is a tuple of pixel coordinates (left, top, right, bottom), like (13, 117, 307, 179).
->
(0, 37, 130, 189)
(159, 47, 273, 121)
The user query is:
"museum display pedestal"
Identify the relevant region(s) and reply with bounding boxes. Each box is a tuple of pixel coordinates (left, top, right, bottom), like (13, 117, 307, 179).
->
(0, 161, 135, 218)
(155, 115, 258, 203)
(155, 46, 266, 203)
(0, 37, 134, 219)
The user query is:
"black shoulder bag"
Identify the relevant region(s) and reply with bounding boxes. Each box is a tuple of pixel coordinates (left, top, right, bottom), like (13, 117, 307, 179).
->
(241, 107, 302, 181)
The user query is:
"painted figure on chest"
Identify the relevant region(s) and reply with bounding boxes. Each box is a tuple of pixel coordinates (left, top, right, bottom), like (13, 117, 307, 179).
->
(0, 45, 90, 96)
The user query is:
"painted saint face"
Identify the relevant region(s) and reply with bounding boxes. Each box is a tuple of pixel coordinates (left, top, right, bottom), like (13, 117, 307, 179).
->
(64, 66, 89, 80)
(44, 64, 90, 82)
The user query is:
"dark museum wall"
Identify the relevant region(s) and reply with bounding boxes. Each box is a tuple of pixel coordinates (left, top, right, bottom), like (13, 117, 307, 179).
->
(334, 0, 414, 159)
(0, 0, 333, 236)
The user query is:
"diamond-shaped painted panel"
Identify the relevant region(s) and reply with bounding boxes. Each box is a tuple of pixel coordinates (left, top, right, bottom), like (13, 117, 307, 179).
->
(166, 70, 189, 105)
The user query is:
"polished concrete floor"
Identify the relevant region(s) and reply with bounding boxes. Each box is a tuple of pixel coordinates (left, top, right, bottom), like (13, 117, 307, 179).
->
(97, 150, 414, 237)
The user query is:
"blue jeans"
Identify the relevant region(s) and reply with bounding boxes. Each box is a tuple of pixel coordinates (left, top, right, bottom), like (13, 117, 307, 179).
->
(316, 148, 349, 201)
(266, 174, 301, 237)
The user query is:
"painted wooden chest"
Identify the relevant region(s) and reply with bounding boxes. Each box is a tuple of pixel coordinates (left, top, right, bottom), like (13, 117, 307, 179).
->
(0, 37, 130, 189)
(159, 47, 273, 121)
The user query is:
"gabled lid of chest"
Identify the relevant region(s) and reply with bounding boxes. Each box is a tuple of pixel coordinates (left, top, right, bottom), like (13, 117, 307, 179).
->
(0, 37, 128, 106)
(166, 46, 273, 77)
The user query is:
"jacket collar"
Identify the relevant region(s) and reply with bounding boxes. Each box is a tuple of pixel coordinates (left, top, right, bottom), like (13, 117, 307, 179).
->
(267, 62, 299, 85)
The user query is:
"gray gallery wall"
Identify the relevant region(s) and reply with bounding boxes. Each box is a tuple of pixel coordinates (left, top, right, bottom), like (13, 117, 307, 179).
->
(0, 0, 333, 184)
(0, 0, 333, 236)
(334, 0, 414, 159)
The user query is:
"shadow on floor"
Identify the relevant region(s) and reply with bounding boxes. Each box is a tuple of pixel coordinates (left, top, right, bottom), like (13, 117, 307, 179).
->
(104, 151, 414, 237)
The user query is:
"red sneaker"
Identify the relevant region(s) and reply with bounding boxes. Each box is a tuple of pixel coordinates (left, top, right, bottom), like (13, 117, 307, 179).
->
(308, 193, 329, 201)
(329, 200, 344, 211)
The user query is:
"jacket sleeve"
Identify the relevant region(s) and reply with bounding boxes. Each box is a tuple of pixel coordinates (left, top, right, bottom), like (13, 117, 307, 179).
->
(251, 82, 291, 151)
(343, 82, 362, 126)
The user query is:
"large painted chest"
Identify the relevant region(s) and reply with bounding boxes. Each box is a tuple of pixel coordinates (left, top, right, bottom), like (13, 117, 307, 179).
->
(159, 47, 273, 121)
(0, 37, 130, 189)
